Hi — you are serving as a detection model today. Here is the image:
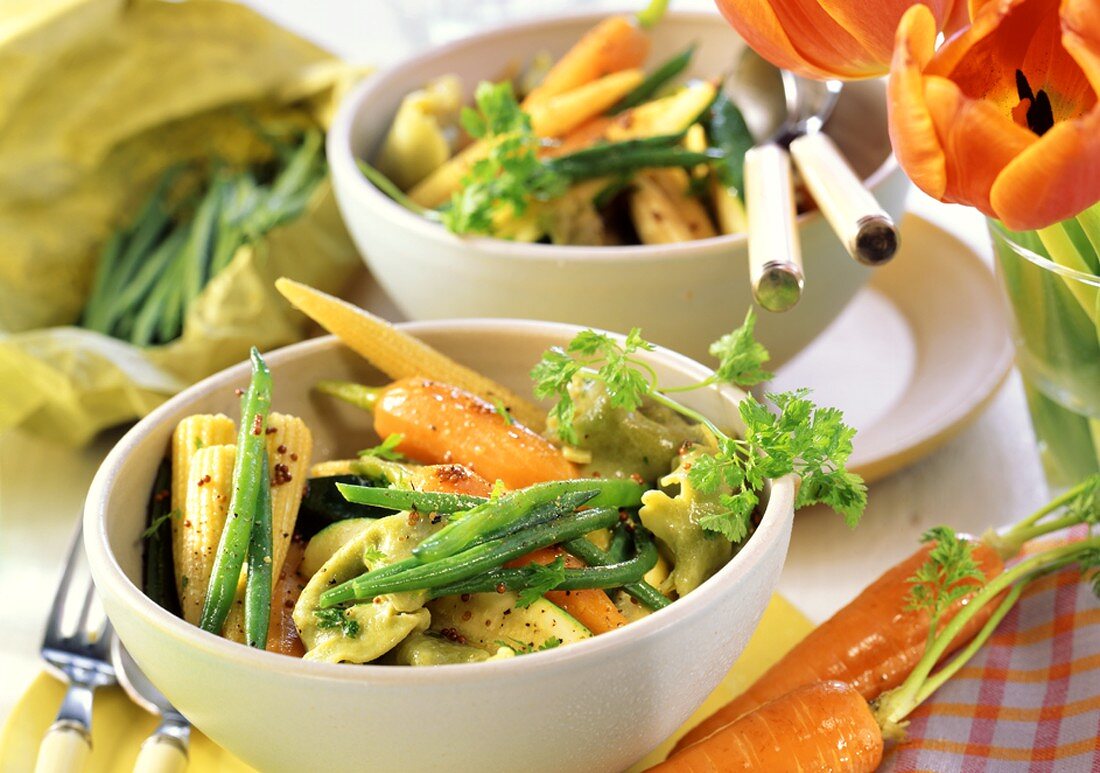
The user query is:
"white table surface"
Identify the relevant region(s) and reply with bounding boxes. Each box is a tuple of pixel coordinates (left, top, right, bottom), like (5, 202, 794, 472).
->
(0, 1, 1049, 725)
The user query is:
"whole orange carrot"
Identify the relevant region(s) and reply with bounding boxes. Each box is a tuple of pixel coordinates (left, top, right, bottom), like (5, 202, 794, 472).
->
(654, 681, 883, 773)
(410, 464, 494, 498)
(317, 378, 577, 489)
(673, 539, 1004, 751)
(508, 546, 628, 634)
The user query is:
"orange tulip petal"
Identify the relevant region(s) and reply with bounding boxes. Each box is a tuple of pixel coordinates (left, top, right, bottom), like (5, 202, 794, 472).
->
(716, 0, 883, 79)
(1062, 0, 1100, 95)
(990, 104, 1100, 229)
(888, 5, 949, 200)
(817, 0, 953, 68)
(923, 76, 1037, 216)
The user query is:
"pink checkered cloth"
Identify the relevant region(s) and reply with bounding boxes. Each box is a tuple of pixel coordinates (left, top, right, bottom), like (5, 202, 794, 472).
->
(882, 531, 1100, 772)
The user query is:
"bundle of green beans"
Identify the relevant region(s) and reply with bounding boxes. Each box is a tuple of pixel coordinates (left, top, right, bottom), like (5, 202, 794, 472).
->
(321, 479, 670, 611)
(81, 129, 326, 347)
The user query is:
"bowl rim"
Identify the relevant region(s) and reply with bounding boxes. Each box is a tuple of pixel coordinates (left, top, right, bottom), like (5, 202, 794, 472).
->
(326, 8, 900, 264)
(86, 318, 797, 686)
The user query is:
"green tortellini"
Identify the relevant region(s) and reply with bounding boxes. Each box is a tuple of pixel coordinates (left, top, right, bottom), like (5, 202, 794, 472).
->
(639, 448, 733, 598)
(294, 511, 441, 663)
(384, 631, 516, 666)
(551, 379, 709, 482)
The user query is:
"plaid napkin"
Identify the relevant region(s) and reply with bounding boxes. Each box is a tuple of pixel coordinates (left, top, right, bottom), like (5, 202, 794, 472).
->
(883, 530, 1100, 772)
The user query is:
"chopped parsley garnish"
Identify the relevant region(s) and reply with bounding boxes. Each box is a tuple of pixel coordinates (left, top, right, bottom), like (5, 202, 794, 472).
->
(496, 635, 563, 654)
(314, 607, 361, 638)
(141, 508, 178, 540)
(515, 556, 567, 608)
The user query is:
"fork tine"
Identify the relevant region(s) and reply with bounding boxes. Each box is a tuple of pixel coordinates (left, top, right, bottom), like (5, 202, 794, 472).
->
(42, 522, 87, 646)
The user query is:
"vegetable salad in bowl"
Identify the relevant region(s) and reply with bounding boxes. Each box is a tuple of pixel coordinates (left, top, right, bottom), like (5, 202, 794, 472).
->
(141, 280, 865, 665)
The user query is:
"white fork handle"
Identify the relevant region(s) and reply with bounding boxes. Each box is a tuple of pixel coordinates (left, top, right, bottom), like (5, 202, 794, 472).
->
(34, 722, 90, 773)
(133, 736, 188, 773)
(789, 131, 899, 265)
(744, 143, 804, 312)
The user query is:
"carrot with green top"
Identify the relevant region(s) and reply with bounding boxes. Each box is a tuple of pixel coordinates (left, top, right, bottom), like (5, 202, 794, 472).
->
(673, 477, 1100, 752)
(656, 514, 1100, 772)
(316, 377, 577, 489)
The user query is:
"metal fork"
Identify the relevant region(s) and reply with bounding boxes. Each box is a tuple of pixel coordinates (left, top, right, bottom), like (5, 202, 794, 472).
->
(35, 520, 116, 773)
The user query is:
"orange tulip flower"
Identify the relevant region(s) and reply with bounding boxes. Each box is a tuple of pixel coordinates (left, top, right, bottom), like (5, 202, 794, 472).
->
(888, 0, 1100, 230)
(714, 0, 957, 80)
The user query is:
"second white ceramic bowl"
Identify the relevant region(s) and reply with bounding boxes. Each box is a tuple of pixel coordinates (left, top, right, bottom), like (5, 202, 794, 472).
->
(328, 10, 910, 365)
(85, 320, 796, 772)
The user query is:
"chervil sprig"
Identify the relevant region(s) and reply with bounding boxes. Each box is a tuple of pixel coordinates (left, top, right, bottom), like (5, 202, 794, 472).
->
(531, 310, 867, 540)
(442, 81, 567, 235)
(515, 556, 567, 608)
(358, 432, 406, 461)
(906, 526, 985, 653)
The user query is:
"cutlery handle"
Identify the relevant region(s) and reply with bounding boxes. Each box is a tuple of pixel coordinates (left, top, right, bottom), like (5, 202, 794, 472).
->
(133, 735, 188, 773)
(34, 721, 90, 773)
(744, 143, 804, 312)
(788, 131, 899, 266)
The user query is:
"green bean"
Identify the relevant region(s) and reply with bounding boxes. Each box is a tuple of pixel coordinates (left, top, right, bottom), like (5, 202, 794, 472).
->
(413, 479, 644, 562)
(609, 44, 696, 113)
(358, 160, 442, 221)
(80, 232, 126, 332)
(129, 241, 187, 347)
(429, 529, 658, 598)
(181, 175, 225, 312)
(548, 147, 725, 182)
(320, 506, 621, 606)
(336, 484, 486, 514)
(101, 227, 188, 335)
(200, 348, 273, 633)
(548, 134, 685, 166)
(244, 454, 273, 648)
(141, 458, 179, 615)
(607, 523, 632, 564)
(564, 531, 671, 610)
(707, 93, 755, 198)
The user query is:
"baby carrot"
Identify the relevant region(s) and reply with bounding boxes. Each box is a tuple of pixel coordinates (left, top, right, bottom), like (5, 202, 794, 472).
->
(673, 539, 1003, 750)
(653, 681, 884, 772)
(317, 377, 577, 489)
(509, 547, 628, 634)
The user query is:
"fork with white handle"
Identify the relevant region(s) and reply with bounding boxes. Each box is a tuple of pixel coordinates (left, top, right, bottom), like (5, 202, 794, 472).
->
(35, 519, 116, 773)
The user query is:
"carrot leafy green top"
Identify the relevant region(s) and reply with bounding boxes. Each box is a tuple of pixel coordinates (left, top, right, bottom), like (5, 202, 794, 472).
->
(531, 310, 867, 541)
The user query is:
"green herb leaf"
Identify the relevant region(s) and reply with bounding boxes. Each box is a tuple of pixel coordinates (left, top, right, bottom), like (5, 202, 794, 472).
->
(515, 556, 567, 608)
(362, 548, 387, 564)
(314, 607, 361, 638)
(141, 508, 178, 540)
(492, 397, 515, 426)
(709, 308, 774, 388)
(906, 526, 985, 621)
(496, 635, 564, 654)
(442, 81, 568, 236)
(358, 433, 406, 461)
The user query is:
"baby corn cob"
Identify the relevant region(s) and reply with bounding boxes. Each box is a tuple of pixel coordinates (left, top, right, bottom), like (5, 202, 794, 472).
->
(629, 173, 695, 244)
(179, 444, 236, 625)
(171, 415, 235, 602)
(274, 278, 545, 430)
(647, 168, 717, 240)
(606, 80, 717, 142)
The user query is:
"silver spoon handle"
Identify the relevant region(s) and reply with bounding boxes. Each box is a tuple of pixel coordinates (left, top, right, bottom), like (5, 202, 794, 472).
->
(789, 131, 899, 266)
(744, 143, 804, 313)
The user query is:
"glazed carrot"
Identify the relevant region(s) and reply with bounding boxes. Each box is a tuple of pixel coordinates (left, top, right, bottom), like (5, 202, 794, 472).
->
(266, 536, 306, 657)
(673, 539, 1004, 751)
(509, 546, 628, 634)
(523, 16, 651, 111)
(654, 681, 884, 773)
(541, 116, 614, 159)
(318, 377, 577, 489)
(410, 464, 494, 498)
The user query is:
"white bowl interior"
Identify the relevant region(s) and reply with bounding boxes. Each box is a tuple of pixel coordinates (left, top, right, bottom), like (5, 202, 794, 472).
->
(86, 321, 795, 772)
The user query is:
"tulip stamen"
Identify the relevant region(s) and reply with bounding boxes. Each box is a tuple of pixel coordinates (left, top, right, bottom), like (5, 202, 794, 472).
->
(1014, 69, 1055, 137)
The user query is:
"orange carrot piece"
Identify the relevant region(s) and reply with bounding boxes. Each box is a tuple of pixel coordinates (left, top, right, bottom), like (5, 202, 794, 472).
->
(653, 681, 883, 772)
(411, 464, 494, 497)
(674, 540, 1005, 751)
(374, 377, 577, 489)
(508, 547, 629, 635)
(266, 537, 306, 657)
(540, 115, 614, 159)
(523, 16, 650, 110)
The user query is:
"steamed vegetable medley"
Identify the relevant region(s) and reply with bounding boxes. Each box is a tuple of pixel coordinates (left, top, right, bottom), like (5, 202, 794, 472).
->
(361, 8, 762, 245)
(142, 281, 865, 665)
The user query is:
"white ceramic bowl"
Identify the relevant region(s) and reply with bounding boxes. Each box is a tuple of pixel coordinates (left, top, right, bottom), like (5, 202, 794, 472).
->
(328, 10, 909, 366)
(85, 320, 797, 773)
